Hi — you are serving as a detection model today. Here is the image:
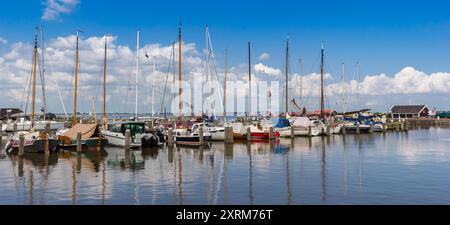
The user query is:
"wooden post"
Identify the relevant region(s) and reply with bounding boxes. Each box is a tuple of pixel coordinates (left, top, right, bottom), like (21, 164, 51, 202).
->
(76, 132, 82, 152)
(405, 121, 409, 131)
(199, 127, 204, 145)
(342, 124, 346, 135)
(356, 124, 360, 134)
(167, 128, 174, 146)
(13, 123, 17, 135)
(124, 129, 131, 150)
(246, 127, 251, 141)
(369, 124, 373, 134)
(225, 127, 233, 144)
(290, 126, 295, 138)
(308, 125, 312, 137)
(395, 122, 400, 132)
(44, 134, 49, 155)
(269, 127, 274, 139)
(18, 133, 25, 157)
(382, 124, 387, 133)
(0, 124, 2, 147)
(326, 124, 331, 136)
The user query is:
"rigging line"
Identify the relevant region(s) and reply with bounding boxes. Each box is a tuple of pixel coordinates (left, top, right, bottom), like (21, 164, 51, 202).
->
(48, 61, 68, 120)
(206, 30, 224, 116)
(37, 46, 45, 116)
(160, 42, 175, 115)
(20, 55, 34, 110)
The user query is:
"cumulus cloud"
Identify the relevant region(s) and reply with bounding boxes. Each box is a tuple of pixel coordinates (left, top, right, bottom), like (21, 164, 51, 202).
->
(258, 52, 270, 61)
(254, 63, 282, 77)
(1, 33, 449, 113)
(325, 67, 450, 96)
(0, 37, 7, 45)
(41, 0, 80, 21)
(0, 34, 206, 113)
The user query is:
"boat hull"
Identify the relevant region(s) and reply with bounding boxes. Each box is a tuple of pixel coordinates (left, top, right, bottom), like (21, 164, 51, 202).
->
(7, 139, 59, 154)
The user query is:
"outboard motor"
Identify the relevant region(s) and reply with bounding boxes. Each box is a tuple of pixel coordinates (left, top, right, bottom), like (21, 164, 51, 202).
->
(141, 133, 159, 148)
(155, 130, 165, 143)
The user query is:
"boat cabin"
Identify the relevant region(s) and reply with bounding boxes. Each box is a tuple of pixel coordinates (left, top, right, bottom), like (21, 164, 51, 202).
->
(107, 122, 146, 136)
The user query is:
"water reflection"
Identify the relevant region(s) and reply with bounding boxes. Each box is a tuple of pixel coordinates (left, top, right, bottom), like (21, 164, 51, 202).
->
(0, 127, 450, 204)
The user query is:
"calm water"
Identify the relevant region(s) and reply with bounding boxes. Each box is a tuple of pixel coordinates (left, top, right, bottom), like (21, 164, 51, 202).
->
(0, 126, 449, 205)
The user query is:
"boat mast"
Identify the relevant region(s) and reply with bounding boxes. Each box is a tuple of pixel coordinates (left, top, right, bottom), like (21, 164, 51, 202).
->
(102, 35, 109, 129)
(299, 58, 303, 105)
(205, 26, 209, 82)
(135, 30, 140, 120)
(152, 56, 156, 119)
(248, 42, 251, 118)
(40, 25, 47, 121)
(31, 31, 38, 131)
(356, 62, 359, 110)
(223, 48, 228, 122)
(72, 30, 80, 126)
(178, 23, 182, 118)
(320, 43, 325, 119)
(341, 63, 346, 115)
(285, 35, 289, 118)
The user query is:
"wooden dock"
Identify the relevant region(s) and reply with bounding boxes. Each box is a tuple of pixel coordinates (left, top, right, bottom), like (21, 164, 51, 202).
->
(406, 118, 450, 126)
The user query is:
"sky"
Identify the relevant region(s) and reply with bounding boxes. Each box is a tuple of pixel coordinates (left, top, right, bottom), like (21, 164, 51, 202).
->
(0, 0, 449, 114)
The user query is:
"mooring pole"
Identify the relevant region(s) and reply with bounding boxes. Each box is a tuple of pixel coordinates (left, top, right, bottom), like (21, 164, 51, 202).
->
(18, 133, 25, 157)
(77, 132, 82, 153)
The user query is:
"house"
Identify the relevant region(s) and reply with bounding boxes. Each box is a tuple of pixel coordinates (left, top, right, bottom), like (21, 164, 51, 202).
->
(389, 105, 429, 119)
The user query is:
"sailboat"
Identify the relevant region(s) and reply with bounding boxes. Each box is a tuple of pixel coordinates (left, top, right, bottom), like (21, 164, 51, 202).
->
(57, 30, 108, 149)
(191, 26, 226, 141)
(4, 31, 59, 153)
(102, 30, 160, 148)
(270, 35, 294, 137)
(341, 63, 373, 133)
(311, 43, 342, 135)
(244, 42, 279, 140)
(167, 24, 213, 146)
(4, 27, 65, 132)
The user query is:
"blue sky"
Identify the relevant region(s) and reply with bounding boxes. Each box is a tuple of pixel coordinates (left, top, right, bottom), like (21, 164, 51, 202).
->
(0, 0, 449, 113)
(1, 0, 450, 74)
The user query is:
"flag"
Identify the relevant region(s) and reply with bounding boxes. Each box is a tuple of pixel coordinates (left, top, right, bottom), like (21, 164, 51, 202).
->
(268, 90, 272, 98)
(145, 51, 149, 58)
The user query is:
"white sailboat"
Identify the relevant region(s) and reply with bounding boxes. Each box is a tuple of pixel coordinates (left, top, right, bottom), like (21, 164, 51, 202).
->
(102, 31, 159, 147)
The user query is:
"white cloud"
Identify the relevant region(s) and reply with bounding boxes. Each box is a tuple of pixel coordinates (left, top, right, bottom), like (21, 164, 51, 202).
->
(254, 63, 281, 77)
(41, 0, 80, 21)
(258, 52, 270, 61)
(0, 34, 207, 113)
(1, 33, 449, 113)
(325, 67, 450, 96)
(0, 37, 7, 45)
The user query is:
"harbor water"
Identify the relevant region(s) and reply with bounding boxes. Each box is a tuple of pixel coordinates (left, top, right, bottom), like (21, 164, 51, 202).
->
(0, 126, 449, 205)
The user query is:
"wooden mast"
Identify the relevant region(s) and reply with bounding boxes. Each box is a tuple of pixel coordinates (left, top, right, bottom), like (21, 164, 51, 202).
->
(285, 35, 289, 118)
(101, 36, 108, 129)
(320, 43, 325, 119)
(31, 31, 38, 131)
(223, 48, 228, 122)
(178, 23, 182, 119)
(72, 31, 80, 126)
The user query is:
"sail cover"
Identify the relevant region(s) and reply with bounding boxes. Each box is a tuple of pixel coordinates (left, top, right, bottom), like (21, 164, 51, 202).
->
(58, 123, 99, 144)
(292, 117, 313, 127)
(271, 118, 291, 128)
